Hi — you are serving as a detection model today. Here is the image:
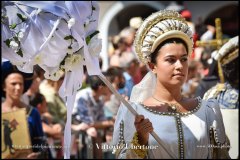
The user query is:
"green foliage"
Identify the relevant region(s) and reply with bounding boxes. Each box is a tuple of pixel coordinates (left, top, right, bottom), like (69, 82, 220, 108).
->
(86, 30, 99, 44)
(16, 49, 23, 57)
(17, 13, 27, 22)
(9, 23, 17, 29)
(64, 35, 74, 40)
(4, 39, 11, 47)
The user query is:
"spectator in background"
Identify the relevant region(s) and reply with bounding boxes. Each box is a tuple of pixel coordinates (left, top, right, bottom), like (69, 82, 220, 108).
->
(30, 92, 63, 159)
(22, 66, 55, 129)
(72, 75, 114, 159)
(104, 66, 126, 118)
(194, 17, 216, 63)
(2, 61, 47, 159)
(120, 27, 136, 53)
(39, 75, 67, 127)
(194, 52, 219, 98)
(119, 55, 139, 98)
(109, 35, 128, 67)
(182, 60, 200, 98)
(22, 71, 41, 105)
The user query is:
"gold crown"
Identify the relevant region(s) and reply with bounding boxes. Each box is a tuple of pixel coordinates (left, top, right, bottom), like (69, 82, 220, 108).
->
(134, 10, 193, 64)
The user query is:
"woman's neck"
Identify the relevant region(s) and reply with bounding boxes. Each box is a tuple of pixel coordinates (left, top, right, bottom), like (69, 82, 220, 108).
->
(153, 82, 182, 103)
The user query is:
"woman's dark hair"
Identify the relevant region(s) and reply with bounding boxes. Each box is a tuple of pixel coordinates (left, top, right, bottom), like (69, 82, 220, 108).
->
(150, 38, 188, 64)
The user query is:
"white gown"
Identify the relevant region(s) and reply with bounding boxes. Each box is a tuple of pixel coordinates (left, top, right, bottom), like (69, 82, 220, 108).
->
(112, 98, 229, 159)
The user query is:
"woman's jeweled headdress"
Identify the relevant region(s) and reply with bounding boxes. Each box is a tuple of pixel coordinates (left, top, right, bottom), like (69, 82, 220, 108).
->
(134, 10, 193, 64)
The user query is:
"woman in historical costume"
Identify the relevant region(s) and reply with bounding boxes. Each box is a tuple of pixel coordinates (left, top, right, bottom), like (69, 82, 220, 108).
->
(112, 10, 230, 159)
(2, 61, 47, 159)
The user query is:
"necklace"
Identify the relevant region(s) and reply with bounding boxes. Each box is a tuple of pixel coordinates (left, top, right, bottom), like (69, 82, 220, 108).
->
(152, 96, 182, 112)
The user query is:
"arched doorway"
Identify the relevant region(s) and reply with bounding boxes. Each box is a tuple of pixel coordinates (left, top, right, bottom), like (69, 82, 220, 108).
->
(99, 1, 165, 71)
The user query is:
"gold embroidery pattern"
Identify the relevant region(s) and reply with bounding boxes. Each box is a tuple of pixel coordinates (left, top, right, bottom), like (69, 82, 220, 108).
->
(130, 132, 147, 158)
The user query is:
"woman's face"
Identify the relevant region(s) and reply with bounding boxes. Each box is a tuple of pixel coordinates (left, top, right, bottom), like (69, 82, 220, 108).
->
(4, 73, 24, 100)
(153, 43, 189, 87)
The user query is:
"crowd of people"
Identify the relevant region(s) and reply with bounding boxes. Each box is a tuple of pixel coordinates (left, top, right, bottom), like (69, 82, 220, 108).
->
(2, 5, 238, 160)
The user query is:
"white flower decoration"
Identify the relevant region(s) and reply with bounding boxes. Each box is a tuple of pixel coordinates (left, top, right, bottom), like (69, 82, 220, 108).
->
(44, 69, 64, 81)
(18, 31, 24, 39)
(68, 18, 75, 29)
(10, 41, 18, 49)
(63, 54, 83, 72)
(63, 56, 73, 71)
(34, 54, 42, 64)
(88, 35, 102, 57)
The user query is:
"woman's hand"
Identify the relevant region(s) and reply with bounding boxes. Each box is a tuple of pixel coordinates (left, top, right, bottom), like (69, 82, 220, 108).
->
(134, 115, 153, 146)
